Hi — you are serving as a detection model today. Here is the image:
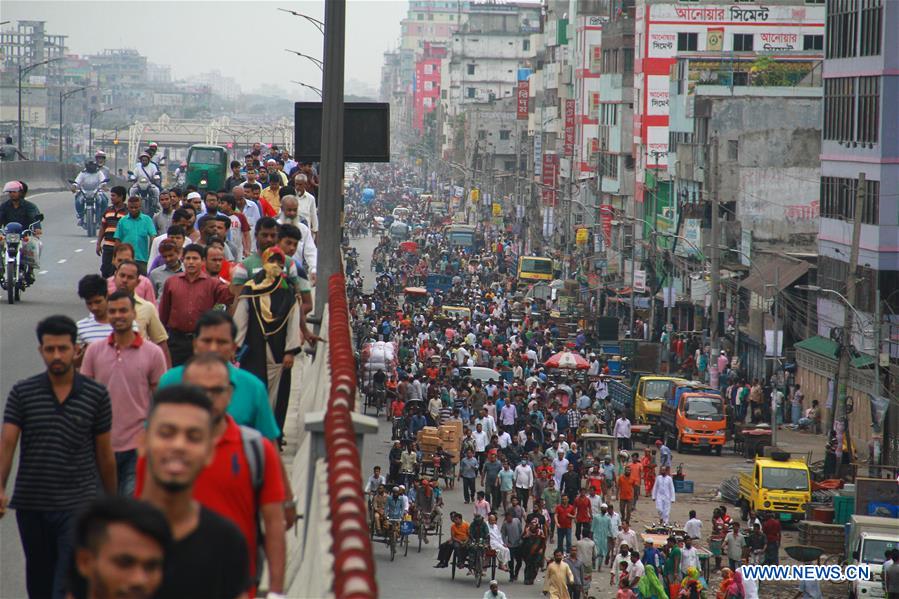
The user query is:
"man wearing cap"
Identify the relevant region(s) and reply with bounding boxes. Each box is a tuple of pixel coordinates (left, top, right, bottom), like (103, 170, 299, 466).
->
(482, 579, 507, 599)
(651, 465, 676, 525)
(591, 503, 614, 570)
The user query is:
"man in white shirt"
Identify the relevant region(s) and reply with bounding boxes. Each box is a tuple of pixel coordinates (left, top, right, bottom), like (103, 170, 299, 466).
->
(513, 458, 534, 508)
(680, 537, 700, 575)
(294, 174, 318, 237)
(684, 510, 702, 540)
(233, 186, 261, 230)
(496, 429, 512, 449)
(276, 195, 318, 280)
(477, 409, 497, 439)
(614, 414, 632, 450)
(473, 423, 489, 463)
(365, 466, 386, 494)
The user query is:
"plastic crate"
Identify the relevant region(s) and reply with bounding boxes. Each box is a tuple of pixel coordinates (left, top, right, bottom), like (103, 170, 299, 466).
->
(833, 495, 854, 525)
(674, 479, 694, 493)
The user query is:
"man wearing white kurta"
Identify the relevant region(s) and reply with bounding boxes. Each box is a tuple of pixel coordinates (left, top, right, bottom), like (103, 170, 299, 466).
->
(651, 466, 676, 524)
(487, 514, 511, 568)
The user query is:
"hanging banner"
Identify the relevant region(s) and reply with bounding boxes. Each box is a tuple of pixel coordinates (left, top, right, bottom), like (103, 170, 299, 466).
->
(492, 202, 502, 216)
(564, 99, 576, 157)
(634, 269, 647, 293)
(517, 81, 529, 120)
(600, 204, 614, 244)
(575, 227, 589, 245)
(541, 153, 559, 206)
(534, 134, 543, 176)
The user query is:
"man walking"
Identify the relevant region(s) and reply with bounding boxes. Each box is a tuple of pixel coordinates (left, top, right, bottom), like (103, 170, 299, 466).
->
(114, 195, 157, 274)
(614, 412, 632, 451)
(81, 291, 166, 496)
(0, 315, 117, 599)
(513, 456, 534, 509)
(652, 466, 676, 524)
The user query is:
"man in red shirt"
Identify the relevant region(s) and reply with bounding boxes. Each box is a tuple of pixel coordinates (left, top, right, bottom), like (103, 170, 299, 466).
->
(761, 512, 782, 565)
(136, 353, 286, 597)
(158, 244, 233, 365)
(554, 494, 576, 554)
(573, 487, 593, 540)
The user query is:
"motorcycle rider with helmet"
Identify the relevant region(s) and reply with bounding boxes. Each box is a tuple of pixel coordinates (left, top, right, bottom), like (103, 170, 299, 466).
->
(174, 161, 187, 188)
(94, 150, 111, 179)
(73, 160, 109, 226)
(131, 152, 161, 214)
(0, 180, 43, 284)
(146, 142, 165, 169)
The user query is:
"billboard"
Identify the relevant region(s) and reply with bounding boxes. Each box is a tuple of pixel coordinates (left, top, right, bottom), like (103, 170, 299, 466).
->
(517, 81, 529, 120)
(294, 102, 390, 162)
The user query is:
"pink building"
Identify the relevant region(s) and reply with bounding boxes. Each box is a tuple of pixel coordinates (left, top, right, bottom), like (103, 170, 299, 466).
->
(413, 42, 448, 133)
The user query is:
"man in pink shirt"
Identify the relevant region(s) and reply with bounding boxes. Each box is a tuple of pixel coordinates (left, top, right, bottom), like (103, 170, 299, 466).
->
(81, 289, 167, 495)
(717, 351, 729, 376)
(106, 242, 156, 304)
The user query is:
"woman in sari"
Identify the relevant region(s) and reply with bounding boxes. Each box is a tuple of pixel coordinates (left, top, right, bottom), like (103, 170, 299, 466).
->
(234, 246, 302, 435)
(725, 570, 744, 599)
(679, 567, 707, 599)
(520, 517, 546, 585)
(637, 564, 669, 599)
(715, 568, 734, 599)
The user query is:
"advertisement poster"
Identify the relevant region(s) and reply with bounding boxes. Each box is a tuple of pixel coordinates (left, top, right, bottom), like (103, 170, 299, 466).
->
(534, 134, 543, 176)
(599, 204, 614, 244)
(516, 81, 529, 120)
(646, 75, 670, 116)
(564, 99, 576, 157)
(541, 153, 559, 206)
(707, 27, 724, 51)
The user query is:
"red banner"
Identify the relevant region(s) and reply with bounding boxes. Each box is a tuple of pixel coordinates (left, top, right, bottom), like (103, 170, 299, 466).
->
(599, 204, 614, 243)
(542, 154, 559, 207)
(564, 99, 576, 157)
(516, 81, 529, 120)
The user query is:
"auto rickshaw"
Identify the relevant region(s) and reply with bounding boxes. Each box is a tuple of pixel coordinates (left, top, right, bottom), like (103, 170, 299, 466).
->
(577, 433, 618, 464)
(185, 144, 228, 192)
(403, 286, 428, 308)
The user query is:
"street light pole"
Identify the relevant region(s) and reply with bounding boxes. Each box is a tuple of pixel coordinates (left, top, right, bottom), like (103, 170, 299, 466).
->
(18, 58, 61, 154)
(59, 86, 89, 162)
(89, 106, 118, 155)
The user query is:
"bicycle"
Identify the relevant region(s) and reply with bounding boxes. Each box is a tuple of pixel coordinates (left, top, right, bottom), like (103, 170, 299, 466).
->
(386, 518, 410, 561)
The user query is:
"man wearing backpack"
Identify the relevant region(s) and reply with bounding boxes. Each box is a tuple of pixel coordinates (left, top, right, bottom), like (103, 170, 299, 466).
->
(136, 352, 287, 597)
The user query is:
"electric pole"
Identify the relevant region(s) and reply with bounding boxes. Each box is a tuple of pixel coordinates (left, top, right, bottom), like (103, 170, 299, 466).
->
(830, 172, 864, 462)
(709, 137, 721, 389)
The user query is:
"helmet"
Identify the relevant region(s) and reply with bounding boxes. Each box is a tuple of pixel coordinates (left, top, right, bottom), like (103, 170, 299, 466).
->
(94, 150, 107, 159)
(180, 161, 187, 168)
(3, 181, 24, 193)
(139, 152, 150, 160)
(148, 142, 158, 148)
(85, 161, 99, 173)
(137, 176, 150, 190)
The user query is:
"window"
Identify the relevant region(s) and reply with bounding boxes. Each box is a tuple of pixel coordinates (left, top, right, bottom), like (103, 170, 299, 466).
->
(423, 63, 433, 75)
(477, 130, 486, 140)
(826, 0, 858, 59)
(428, 13, 434, 20)
(601, 104, 618, 126)
(523, 39, 530, 51)
(599, 153, 619, 179)
(677, 32, 698, 51)
(857, 76, 880, 143)
(820, 176, 880, 224)
(504, 160, 515, 170)
(422, 97, 432, 108)
(803, 35, 824, 50)
(733, 33, 754, 51)
(623, 48, 634, 72)
(417, 13, 424, 20)
(467, 87, 476, 98)
(424, 81, 434, 91)
(499, 130, 511, 140)
(860, 0, 882, 56)
(728, 140, 739, 160)
(467, 64, 475, 75)
(806, 0, 825, 3)
(823, 77, 855, 141)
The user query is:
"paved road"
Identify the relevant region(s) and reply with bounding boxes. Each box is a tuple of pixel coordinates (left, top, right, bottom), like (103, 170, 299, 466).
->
(0, 190, 99, 599)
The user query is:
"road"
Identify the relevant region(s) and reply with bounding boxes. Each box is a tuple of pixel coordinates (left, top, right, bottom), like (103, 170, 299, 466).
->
(0, 190, 99, 599)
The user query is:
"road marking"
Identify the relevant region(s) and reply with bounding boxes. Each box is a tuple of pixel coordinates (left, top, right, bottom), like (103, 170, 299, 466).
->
(38, 270, 48, 275)
(74, 248, 83, 253)
(57, 259, 67, 264)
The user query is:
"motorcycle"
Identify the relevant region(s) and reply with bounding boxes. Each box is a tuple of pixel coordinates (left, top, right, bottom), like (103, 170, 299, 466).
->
(128, 174, 161, 216)
(70, 179, 107, 237)
(0, 215, 44, 304)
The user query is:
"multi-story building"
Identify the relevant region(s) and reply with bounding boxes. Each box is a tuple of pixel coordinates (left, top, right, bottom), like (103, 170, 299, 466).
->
(414, 42, 448, 133)
(632, 0, 826, 213)
(401, 0, 470, 52)
(0, 20, 67, 76)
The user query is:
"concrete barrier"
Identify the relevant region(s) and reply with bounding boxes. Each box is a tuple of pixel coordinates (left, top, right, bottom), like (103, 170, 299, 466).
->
(0, 161, 80, 193)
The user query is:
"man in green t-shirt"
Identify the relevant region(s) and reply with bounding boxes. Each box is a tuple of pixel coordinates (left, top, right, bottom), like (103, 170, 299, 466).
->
(114, 195, 157, 273)
(663, 535, 682, 587)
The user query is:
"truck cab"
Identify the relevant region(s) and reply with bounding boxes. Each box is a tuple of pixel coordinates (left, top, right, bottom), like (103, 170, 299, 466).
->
(661, 386, 727, 455)
(848, 515, 899, 599)
(610, 374, 686, 428)
(737, 453, 811, 522)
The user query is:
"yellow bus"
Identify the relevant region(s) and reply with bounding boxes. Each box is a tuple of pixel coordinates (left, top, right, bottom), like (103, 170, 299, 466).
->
(441, 305, 472, 320)
(517, 256, 554, 283)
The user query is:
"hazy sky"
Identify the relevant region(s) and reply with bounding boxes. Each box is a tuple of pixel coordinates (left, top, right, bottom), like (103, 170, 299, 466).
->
(4, 0, 408, 94)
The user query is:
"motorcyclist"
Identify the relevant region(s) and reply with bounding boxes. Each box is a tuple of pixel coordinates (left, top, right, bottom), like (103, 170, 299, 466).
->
(174, 161, 187, 188)
(73, 160, 109, 226)
(131, 152, 161, 214)
(133, 152, 161, 188)
(146, 142, 165, 169)
(94, 150, 110, 179)
(0, 180, 43, 282)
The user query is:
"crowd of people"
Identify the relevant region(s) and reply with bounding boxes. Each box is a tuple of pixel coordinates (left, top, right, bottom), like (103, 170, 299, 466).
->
(0, 142, 324, 599)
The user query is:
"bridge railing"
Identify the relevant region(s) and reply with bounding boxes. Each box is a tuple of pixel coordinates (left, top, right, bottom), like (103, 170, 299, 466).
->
(285, 273, 377, 599)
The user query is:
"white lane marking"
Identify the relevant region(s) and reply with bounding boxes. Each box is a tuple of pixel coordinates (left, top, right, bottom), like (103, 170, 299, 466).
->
(57, 259, 67, 264)
(38, 270, 48, 275)
(74, 248, 83, 253)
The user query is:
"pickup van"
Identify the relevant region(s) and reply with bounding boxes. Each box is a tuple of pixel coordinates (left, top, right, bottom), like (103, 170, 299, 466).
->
(847, 515, 899, 599)
(737, 453, 811, 522)
(610, 374, 686, 430)
(660, 384, 727, 455)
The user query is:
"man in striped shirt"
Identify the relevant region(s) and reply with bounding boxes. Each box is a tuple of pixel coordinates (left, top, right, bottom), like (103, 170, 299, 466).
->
(95, 185, 128, 278)
(0, 315, 117, 599)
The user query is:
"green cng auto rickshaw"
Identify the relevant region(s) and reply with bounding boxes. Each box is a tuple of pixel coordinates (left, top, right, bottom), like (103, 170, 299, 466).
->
(185, 144, 228, 192)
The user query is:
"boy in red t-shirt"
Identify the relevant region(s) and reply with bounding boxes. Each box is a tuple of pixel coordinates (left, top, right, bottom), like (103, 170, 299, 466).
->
(617, 467, 635, 524)
(554, 494, 576, 554)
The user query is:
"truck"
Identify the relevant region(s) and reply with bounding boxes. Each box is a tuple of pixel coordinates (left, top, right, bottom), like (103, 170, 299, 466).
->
(660, 382, 727, 455)
(609, 374, 686, 431)
(847, 515, 899, 599)
(737, 453, 811, 523)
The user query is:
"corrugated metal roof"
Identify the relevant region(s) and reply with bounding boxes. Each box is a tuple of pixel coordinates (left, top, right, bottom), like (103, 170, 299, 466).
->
(739, 255, 810, 296)
(794, 335, 874, 368)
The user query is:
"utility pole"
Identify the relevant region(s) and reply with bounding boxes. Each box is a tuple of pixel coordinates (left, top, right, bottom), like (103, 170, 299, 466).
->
(830, 172, 864, 461)
(708, 137, 721, 389)
(313, 0, 346, 320)
(771, 266, 780, 446)
(629, 222, 636, 336)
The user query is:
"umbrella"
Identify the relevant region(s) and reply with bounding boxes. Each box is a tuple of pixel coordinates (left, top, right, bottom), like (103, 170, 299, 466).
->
(544, 351, 590, 370)
(399, 241, 419, 253)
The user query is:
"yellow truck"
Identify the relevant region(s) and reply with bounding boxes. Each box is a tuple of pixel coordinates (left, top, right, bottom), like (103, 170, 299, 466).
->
(609, 374, 686, 431)
(738, 453, 811, 523)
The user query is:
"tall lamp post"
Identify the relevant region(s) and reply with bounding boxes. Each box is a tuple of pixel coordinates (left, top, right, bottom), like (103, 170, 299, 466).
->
(59, 86, 90, 162)
(290, 80, 323, 97)
(89, 106, 119, 155)
(18, 57, 63, 152)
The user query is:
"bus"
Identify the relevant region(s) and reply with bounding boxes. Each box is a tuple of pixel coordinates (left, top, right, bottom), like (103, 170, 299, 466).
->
(517, 256, 554, 283)
(444, 225, 481, 252)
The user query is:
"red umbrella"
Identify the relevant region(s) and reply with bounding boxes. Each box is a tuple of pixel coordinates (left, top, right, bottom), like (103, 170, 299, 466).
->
(399, 241, 419, 253)
(544, 351, 590, 370)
